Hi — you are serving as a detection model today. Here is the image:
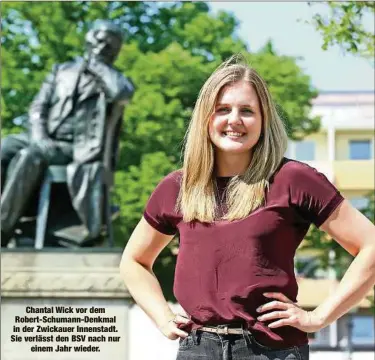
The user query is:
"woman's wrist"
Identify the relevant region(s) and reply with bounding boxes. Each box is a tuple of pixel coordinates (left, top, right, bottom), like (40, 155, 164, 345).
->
(157, 312, 176, 330)
(310, 308, 329, 330)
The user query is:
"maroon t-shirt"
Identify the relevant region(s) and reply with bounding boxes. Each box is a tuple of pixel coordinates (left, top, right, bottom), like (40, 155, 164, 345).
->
(143, 158, 344, 348)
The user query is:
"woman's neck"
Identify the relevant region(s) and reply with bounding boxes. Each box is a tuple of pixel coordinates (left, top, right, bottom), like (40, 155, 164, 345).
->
(215, 152, 252, 177)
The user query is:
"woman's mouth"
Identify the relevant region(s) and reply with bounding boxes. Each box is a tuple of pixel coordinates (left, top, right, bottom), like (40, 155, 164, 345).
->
(223, 131, 245, 138)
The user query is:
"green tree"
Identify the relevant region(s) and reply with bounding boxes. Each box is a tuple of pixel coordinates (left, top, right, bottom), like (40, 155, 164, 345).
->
(1, 1, 243, 130)
(309, 1, 375, 59)
(2, 1, 321, 300)
(362, 191, 375, 223)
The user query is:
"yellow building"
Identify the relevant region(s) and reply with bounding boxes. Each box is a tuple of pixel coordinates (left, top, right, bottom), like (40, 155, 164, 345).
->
(287, 90, 374, 207)
(288, 91, 374, 353)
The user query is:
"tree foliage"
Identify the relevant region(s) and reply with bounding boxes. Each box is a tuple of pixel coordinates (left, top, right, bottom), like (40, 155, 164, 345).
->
(1, 1, 320, 300)
(309, 1, 375, 59)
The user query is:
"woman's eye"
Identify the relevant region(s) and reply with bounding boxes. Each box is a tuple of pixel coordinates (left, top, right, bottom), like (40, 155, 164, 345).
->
(217, 107, 230, 113)
(242, 108, 253, 113)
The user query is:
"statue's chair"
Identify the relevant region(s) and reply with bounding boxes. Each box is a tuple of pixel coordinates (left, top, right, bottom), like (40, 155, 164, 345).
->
(12, 105, 124, 249)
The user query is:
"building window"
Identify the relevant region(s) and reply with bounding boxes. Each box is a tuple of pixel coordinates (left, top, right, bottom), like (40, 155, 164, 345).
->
(352, 316, 375, 345)
(349, 197, 370, 211)
(349, 140, 371, 160)
(294, 141, 315, 161)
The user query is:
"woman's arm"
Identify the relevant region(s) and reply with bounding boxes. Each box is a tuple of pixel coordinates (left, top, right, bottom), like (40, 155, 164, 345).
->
(119, 217, 190, 339)
(311, 198, 375, 326)
(257, 199, 375, 332)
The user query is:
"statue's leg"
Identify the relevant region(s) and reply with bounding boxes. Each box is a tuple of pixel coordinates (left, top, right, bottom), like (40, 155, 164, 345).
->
(1, 144, 48, 244)
(1, 133, 30, 194)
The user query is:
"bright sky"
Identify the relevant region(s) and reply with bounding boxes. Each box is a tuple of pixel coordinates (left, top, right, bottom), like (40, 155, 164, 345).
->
(209, 2, 375, 92)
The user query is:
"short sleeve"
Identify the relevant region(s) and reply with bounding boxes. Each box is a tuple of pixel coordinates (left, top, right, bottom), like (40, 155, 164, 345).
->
(287, 161, 345, 227)
(143, 171, 181, 235)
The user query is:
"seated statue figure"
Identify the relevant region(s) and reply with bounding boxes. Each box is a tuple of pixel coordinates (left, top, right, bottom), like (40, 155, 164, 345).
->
(1, 20, 134, 247)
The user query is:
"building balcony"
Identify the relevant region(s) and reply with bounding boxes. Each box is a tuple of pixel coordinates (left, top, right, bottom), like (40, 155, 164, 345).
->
(333, 160, 375, 190)
(297, 278, 373, 309)
(304, 160, 374, 191)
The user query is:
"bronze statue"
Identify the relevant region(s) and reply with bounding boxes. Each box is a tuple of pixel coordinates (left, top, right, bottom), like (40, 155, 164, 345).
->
(1, 20, 134, 247)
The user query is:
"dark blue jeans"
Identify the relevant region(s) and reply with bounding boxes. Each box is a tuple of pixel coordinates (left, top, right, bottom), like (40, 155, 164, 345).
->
(176, 329, 309, 360)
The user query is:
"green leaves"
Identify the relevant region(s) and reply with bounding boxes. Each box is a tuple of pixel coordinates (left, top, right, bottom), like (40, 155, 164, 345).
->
(2, 1, 322, 299)
(113, 152, 177, 240)
(245, 50, 320, 139)
(310, 2, 375, 59)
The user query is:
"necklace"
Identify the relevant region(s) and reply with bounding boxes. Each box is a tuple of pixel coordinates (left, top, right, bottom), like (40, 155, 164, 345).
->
(213, 179, 228, 220)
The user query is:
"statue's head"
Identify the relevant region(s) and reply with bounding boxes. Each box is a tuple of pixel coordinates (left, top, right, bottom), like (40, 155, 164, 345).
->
(85, 20, 124, 65)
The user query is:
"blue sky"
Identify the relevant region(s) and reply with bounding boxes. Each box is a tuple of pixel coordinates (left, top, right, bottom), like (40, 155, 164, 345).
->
(209, 2, 374, 92)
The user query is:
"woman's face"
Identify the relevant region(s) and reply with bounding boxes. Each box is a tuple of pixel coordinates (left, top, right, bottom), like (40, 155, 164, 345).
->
(208, 80, 263, 158)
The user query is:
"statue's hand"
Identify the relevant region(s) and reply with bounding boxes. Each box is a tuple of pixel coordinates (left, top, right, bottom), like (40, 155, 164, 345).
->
(86, 52, 108, 68)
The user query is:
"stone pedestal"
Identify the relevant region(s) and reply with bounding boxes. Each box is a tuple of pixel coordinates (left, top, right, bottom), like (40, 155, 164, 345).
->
(1, 250, 131, 360)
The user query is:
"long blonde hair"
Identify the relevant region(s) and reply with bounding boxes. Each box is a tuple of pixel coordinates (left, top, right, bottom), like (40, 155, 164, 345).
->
(177, 55, 288, 222)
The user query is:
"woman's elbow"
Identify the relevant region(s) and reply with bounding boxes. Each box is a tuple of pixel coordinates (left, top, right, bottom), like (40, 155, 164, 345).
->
(119, 253, 136, 277)
(119, 253, 152, 279)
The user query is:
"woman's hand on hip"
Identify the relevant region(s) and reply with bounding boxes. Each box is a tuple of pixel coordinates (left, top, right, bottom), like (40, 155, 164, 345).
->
(256, 292, 324, 333)
(158, 313, 192, 340)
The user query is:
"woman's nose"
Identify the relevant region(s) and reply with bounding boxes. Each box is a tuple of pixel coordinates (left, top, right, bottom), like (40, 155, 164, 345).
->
(227, 110, 241, 125)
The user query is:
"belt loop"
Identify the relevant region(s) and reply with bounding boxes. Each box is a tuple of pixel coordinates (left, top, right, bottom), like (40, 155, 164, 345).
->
(224, 325, 228, 335)
(191, 329, 199, 345)
(242, 327, 251, 345)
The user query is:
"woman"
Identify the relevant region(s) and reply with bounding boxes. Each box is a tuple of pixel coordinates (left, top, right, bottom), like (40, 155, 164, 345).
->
(120, 56, 375, 360)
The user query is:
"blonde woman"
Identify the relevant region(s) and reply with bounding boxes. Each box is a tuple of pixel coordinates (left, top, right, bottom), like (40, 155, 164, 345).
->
(120, 57, 375, 360)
